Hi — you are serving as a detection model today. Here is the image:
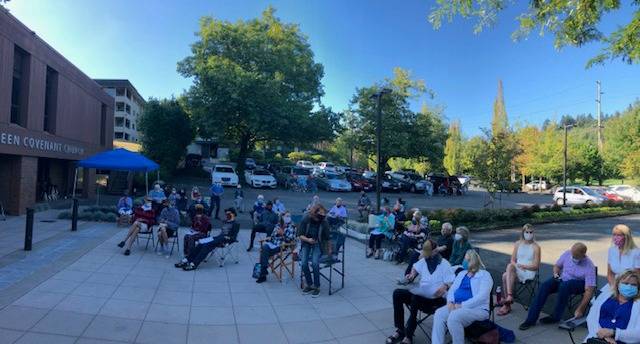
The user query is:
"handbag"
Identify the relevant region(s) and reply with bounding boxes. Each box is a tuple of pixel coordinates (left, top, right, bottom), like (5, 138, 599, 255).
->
(252, 263, 261, 279)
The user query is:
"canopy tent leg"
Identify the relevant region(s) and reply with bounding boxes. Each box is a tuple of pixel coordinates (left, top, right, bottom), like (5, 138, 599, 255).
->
(156, 170, 160, 184)
(145, 172, 149, 195)
(72, 167, 78, 198)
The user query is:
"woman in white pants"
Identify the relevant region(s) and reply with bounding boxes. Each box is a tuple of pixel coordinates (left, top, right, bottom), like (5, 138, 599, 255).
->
(431, 249, 493, 344)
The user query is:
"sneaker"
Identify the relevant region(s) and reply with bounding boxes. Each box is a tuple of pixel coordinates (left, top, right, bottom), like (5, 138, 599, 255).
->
(246, 246, 253, 252)
(124, 249, 130, 256)
(182, 263, 196, 271)
(256, 276, 267, 283)
(174, 261, 188, 268)
(117, 241, 125, 248)
(302, 286, 314, 294)
(311, 288, 320, 298)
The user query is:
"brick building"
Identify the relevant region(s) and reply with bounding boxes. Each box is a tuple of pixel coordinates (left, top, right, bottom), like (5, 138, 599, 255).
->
(0, 8, 114, 215)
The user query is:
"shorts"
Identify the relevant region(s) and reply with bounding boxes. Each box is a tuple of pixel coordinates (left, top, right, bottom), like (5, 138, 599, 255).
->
(159, 226, 175, 237)
(138, 222, 148, 232)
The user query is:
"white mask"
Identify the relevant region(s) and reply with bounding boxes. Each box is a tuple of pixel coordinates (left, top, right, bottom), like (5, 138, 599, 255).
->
(283, 216, 292, 224)
(454, 233, 463, 241)
(523, 232, 534, 241)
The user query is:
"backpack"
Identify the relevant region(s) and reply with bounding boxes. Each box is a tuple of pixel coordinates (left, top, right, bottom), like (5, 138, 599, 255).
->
(466, 320, 499, 344)
(252, 263, 261, 279)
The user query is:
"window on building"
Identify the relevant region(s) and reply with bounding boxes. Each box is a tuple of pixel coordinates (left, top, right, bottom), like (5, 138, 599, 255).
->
(100, 104, 107, 146)
(114, 117, 124, 127)
(115, 132, 124, 139)
(132, 123, 135, 130)
(116, 102, 124, 112)
(124, 133, 130, 141)
(44, 66, 58, 133)
(126, 88, 132, 100)
(10, 46, 30, 126)
(125, 119, 130, 128)
(125, 104, 131, 114)
(116, 87, 125, 96)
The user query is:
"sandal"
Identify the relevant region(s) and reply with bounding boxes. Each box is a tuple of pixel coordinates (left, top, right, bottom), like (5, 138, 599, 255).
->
(386, 331, 404, 344)
(497, 304, 511, 316)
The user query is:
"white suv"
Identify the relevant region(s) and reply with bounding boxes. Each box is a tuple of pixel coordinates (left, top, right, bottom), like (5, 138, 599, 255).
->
(296, 160, 314, 169)
(553, 186, 606, 206)
(318, 162, 337, 172)
(211, 164, 239, 187)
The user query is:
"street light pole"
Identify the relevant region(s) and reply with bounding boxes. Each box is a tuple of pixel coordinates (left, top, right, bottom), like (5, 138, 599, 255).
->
(562, 124, 574, 206)
(371, 88, 391, 213)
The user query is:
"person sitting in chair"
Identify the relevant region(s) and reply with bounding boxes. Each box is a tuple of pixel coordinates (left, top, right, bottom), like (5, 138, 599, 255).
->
(432, 249, 493, 344)
(519, 242, 596, 330)
(117, 197, 156, 256)
(327, 198, 347, 230)
(357, 191, 371, 220)
(396, 210, 428, 264)
(256, 212, 297, 283)
(367, 207, 395, 259)
(183, 204, 210, 257)
(117, 191, 133, 216)
(175, 208, 237, 271)
(247, 201, 279, 251)
(386, 240, 455, 344)
(585, 269, 640, 344)
(157, 199, 181, 256)
(298, 204, 331, 297)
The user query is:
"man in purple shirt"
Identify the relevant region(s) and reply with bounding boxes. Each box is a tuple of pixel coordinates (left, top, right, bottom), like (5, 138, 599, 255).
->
(519, 242, 596, 330)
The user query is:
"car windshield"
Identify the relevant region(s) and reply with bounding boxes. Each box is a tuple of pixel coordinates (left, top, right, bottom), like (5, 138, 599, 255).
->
(326, 174, 344, 180)
(294, 168, 310, 175)
(324, 163, 335, 168)
(253, 170, 270, 176)
(215, 167, 234, 173)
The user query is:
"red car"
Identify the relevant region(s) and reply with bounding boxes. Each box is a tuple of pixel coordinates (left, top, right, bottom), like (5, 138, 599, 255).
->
(346, 173, 373, 192)
(598, 190, 624, 202)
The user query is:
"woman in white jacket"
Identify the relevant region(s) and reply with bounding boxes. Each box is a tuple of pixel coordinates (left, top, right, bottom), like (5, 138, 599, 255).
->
(431, 249, 494, 344)
(585, 269, 640, 344)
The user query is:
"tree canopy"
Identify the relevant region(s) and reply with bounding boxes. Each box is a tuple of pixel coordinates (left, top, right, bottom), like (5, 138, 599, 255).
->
(178, 7, 336, 170)
(429, 0, 640, 67)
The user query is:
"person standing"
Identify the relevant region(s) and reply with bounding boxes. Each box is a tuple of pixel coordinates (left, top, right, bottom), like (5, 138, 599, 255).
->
(298, 204, 331, 297)
(357, 191, 371, 221)
(234, 185, 244, 213)
(209, 181, 224, 220)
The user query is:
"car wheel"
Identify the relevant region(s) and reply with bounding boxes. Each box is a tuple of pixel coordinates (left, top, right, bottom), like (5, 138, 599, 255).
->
(555, 198, 562, 206)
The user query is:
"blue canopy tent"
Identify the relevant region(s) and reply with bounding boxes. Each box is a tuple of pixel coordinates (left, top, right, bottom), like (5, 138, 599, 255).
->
(73, 148, 159, 198)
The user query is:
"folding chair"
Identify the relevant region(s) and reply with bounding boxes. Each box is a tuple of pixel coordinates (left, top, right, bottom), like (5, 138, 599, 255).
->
(117, 214, 131, 227)
(561, 266, 600, 344)
(514, 268, 540, 310)
(136, 223, 156, 250)
(212, 223, 241, 267)
(260, 240, 296, 281)
(567, 266, 599, 315)
(155, 227, 180, 256)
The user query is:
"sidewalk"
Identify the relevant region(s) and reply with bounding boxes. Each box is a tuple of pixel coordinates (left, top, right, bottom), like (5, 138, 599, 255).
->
(0, 220, 584, 343)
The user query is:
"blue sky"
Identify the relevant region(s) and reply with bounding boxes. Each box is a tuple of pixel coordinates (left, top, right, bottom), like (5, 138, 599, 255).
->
(6, 0, 640, 136)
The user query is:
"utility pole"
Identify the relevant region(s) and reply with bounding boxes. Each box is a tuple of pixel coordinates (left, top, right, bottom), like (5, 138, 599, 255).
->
(596, 80, 603, 152)
(563, 124, 574, 206)
(370, 88, 391, 213)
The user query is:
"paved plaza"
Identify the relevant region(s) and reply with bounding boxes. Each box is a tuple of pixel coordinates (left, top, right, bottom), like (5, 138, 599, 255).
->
(0, 212, 624, 343)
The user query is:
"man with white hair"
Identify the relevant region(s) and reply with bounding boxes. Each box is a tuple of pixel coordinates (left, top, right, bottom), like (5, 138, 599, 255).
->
(327, 197, 347, 230)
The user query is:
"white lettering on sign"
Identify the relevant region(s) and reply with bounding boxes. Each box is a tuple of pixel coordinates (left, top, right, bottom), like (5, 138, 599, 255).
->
(0, 131, 85, 156)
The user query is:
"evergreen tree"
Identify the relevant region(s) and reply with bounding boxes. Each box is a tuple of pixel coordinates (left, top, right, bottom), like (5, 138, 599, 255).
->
(443, 120, 463, 175)
(491, 80, 509, 136)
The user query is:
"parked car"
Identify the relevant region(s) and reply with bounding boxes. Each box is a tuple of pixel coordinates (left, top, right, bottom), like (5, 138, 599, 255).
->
(245, 158, 257, 170)
(524, 180, 549, 192)
(609, 185, 640, 202)
(346, 172, 374, 192)
(553, 186, 607, 205)
(276, 166, 311, 188)
(427, 173, 463, 195)
(362, 170, 376, 181)
(387, 171, 431, 193)
(296, 160, 314, 169)
(381, 174, 402, 192)
(495, 181, 521, 193)
(315, 172, 352, 192)
(596, 189, 624, 202)
(244, 169, 277, 189)
(211, 164, 239, 187)
(318, 162, 337, 173)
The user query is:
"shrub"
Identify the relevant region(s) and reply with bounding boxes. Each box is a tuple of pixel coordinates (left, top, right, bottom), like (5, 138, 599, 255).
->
(429, 220, 442, 231)
(92, 211, 107, 221)
(104, 213, 117, 222)
(531, 204, 541, 212)
(78, 211, 94, 221)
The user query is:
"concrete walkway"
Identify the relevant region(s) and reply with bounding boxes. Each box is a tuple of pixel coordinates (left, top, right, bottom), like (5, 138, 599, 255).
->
(0, 220, 589, 344)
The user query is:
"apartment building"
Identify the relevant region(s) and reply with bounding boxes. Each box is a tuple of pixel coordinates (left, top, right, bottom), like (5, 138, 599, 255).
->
(94, 79, 145, 143)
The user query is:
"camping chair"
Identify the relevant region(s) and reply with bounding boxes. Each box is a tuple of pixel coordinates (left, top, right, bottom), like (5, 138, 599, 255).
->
(442, 283, 497, 344)
(560, 266, 600, 344)
(208, 223, 241, 267)
(514, 267, 540, 310)
(155, 226, 180, 256)
(260, 240, 296, 281)
(136, 222, 156, 250)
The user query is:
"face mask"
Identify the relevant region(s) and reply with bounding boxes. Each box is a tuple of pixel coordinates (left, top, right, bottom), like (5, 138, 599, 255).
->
(462, 260, 469, 270)
(619, 283, 639, 299)
(142, 203, 151, 210)
(283, 216, 292, 224)
(523, 232, 534, 241)
(613, 235, 626, 249)
(454, 233, 463, 241)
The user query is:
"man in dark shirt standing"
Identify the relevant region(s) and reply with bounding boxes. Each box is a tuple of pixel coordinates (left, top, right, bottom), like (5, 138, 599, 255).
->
(247, 201, 279, 251)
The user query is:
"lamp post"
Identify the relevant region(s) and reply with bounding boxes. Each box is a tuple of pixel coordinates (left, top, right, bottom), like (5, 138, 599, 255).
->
(370, 88, 392, 213)
(562, 124, 574, 206)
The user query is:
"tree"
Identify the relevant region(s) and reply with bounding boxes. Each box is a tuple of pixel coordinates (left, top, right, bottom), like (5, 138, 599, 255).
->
(443, 120, 463, 175)
(178, 8, 330, 175)
(429, 1, 640, 67)
(492, 80, 508, 136)
(603, 103, 640, 180)
(137, 98, 194, 176)
(461, 136, 485, 174)
(530, 124, 563, 182)
(514, 125, 540, 186)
